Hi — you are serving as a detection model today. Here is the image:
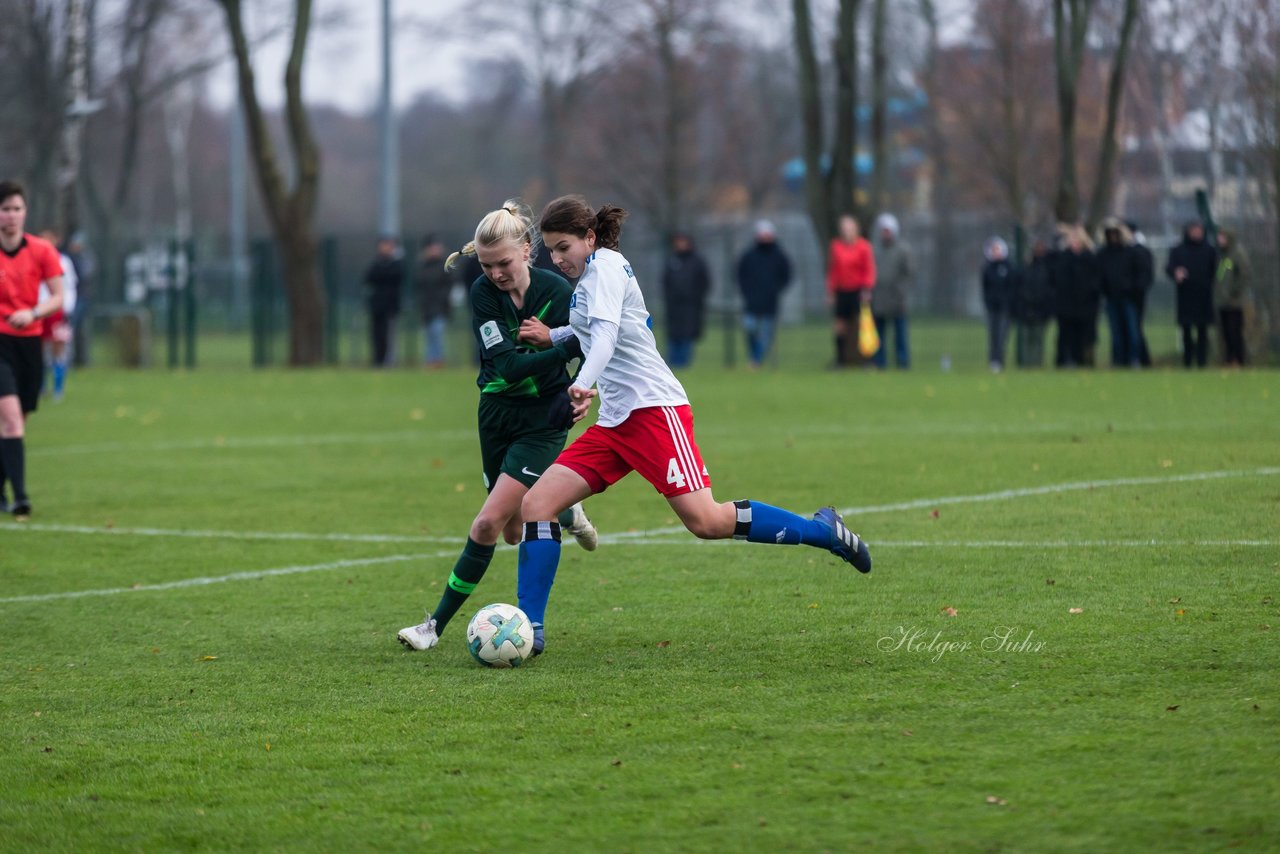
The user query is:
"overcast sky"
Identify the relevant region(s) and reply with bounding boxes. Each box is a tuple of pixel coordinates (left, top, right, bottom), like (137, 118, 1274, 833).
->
(206, 0, 975, 114)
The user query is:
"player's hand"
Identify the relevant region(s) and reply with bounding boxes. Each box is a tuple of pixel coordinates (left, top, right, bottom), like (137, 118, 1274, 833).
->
(518, 318, 551, 347)
(569, 394, 593, 423)
(6, 309, 35, 329)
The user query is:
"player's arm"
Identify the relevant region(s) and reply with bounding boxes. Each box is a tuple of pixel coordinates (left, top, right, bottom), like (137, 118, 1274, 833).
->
(8, 276, 64, 330)
(472, 289, 569, 383)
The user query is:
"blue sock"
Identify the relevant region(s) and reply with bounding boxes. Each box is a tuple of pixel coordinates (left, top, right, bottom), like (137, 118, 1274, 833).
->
(53, 361, 66, 395)
(733, 500, 830, 547)
(517, 521, 562, 631)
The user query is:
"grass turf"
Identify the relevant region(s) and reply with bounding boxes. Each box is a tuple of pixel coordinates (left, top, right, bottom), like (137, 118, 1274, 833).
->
(1, 322, 1277, 851)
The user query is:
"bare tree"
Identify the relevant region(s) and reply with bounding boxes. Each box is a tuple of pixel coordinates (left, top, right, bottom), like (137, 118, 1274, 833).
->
(793, 0, 862, 248)
(215, 0, 326, 365)
(1084, 0, 1140, 228)
(868, 0, 888, 219)
(1052, 0, 1094, 224)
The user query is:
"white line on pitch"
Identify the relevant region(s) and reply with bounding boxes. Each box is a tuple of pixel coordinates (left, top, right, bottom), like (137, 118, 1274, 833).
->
(605, 466, 1280, 540)
(0, 551, 456, 604)
(3, 466, 1276, 546)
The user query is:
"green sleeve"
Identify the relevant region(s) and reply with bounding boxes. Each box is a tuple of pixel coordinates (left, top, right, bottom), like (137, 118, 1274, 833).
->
(471, 281, 569, 383)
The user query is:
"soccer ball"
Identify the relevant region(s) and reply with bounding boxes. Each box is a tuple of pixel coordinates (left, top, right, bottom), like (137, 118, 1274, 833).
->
(466, 603, 535, 668)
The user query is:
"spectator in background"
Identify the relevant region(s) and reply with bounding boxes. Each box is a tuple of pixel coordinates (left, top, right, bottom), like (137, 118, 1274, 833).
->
(870, 213, 912, 369)
(661, 232, 711, 369)
(826, 214, 876, 368)
(37, 228, 78, 400)
(735, 219, 792, 369)
(415, 234, 453, 368)
(1215, 228, 1252, 367)
(1096, 219, 1143, 368)
(1126, 221, 1154, 367)
(63, 231, 93, 367)
(981, 236, 1015, 373)
(364, 235, 404, 367)
(1053, 225, 1102, 368)
(1013, 238, 1055, 368)
(1166, 221, 1217, 369)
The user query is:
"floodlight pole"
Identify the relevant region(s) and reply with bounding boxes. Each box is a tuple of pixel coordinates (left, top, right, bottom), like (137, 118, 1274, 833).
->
(377, 0, 399, 239)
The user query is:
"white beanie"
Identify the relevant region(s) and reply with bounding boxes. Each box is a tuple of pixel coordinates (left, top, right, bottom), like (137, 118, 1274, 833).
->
(875, 213, 900, 239)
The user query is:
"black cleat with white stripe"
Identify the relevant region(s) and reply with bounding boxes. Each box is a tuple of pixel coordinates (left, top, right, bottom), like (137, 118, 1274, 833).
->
(814, 506, 871, 573)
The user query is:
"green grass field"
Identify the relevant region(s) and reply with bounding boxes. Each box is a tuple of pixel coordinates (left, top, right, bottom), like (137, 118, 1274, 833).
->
(2, 321, 1277, 852)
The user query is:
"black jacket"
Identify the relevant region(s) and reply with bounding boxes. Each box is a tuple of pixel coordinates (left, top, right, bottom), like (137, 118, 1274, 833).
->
(736, 242, 792, 316)
(1052, 249, 1102, 322)
(1014, 256, 1055, 323)
(365, 256, 404, 315)
(981, 259, 1016, 312)
(1165, 233, 1217, 326)
(662, 249, 712, 340)
(1096, 243, 1142, 301)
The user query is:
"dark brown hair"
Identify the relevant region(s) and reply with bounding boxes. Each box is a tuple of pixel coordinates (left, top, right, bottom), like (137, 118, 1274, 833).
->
(539, 194, 628, 251)
(0, 180, 27, 204)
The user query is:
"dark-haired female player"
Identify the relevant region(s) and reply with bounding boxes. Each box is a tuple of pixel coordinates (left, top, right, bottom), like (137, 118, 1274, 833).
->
(0, 180, 64, 519)
(397, 200, 597, 651)
(514, 194, 871, 655)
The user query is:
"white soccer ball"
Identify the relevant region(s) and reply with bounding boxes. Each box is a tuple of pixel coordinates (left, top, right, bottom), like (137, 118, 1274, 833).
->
(466, 603, 535, 668)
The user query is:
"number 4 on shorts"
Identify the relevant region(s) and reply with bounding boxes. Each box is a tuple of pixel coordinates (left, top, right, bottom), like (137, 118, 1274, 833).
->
(666, 458, 686, 489)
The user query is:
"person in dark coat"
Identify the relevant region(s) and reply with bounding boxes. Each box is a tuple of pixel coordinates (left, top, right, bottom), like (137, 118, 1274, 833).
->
(415, 234, 453, 368)
(981, 236, 1015, 372)
(1013, 238, 1055, 368)
(661, 232, 711, 368)
(1165, 221, 1217, 368)
(1126, 221, 1155, 366)
(1096, 219, 1143, 368)
(1052, 225, 1102, 368)
(364, 236, 404, 367)
(735, 219, 792, 368)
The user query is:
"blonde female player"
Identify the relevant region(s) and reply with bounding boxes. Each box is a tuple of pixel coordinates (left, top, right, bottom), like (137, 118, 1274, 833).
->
(513, 195, 871, 656)
(397, 201, 597, 651)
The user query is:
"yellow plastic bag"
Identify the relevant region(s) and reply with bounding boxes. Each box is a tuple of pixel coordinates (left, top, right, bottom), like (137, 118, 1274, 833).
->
(857, 304, 880, 358)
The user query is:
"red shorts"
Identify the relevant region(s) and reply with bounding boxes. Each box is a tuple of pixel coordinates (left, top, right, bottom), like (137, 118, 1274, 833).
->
(556, 405, 711, 497)
(39, 310, 68, 343)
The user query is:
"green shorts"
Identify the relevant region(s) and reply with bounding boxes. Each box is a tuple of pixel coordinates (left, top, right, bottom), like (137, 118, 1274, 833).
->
(477, 395, 569, 492)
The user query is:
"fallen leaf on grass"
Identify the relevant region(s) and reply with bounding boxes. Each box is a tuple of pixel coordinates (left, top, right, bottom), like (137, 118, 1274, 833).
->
(901, 729, 913, 737)
(1176, 609, 1186, 617)
(1166, 705, 1180, 712)
(1068, 608, 1084, 614)
(1045, 579, 1055, 586)
(265, 742, 271, 751)
(611, 759, 622, 767)
(656, 640, 671, 648)
(985, 795, 1008, 806)
(1169, 597, 1182, 604)
(930, 509, 940, 519)
(199, 655, 218, 661)
(941, 606, 958, 617)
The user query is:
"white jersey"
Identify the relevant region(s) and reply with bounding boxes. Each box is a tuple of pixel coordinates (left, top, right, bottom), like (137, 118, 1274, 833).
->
(569, 247, 687, 428)
(38, 252, 78, 315)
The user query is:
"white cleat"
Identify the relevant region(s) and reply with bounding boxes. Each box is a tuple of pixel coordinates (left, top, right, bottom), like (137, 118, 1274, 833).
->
(564, 502, 598, 551)
(398, 615, 439, 650)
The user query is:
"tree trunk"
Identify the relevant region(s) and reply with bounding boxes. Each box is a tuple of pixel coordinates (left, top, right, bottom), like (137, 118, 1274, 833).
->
(1085, 0, 1138, 230)
(869, 0, 888, 218)
(1052, 0, 1092, 224)
(918, 0, 959, 314)
(831, 0, 859, 222)
(793, 0, 832, 247)
(218, 0, 326, 366)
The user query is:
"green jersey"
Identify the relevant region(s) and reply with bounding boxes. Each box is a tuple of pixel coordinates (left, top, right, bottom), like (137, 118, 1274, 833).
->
(471, 266, 573, 403)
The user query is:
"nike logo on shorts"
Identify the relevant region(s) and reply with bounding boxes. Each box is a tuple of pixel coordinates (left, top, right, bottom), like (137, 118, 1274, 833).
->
(521, 466, 541, 478)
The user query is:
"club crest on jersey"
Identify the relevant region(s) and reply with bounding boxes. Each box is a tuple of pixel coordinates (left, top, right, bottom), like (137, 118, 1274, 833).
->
(479, 320, 503, 350)
(623, 264, 634, 278)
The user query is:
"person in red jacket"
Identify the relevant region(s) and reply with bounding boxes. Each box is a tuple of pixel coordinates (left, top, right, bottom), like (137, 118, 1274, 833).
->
(826, 214, 876, 367)
(0, 180, 64, 519)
